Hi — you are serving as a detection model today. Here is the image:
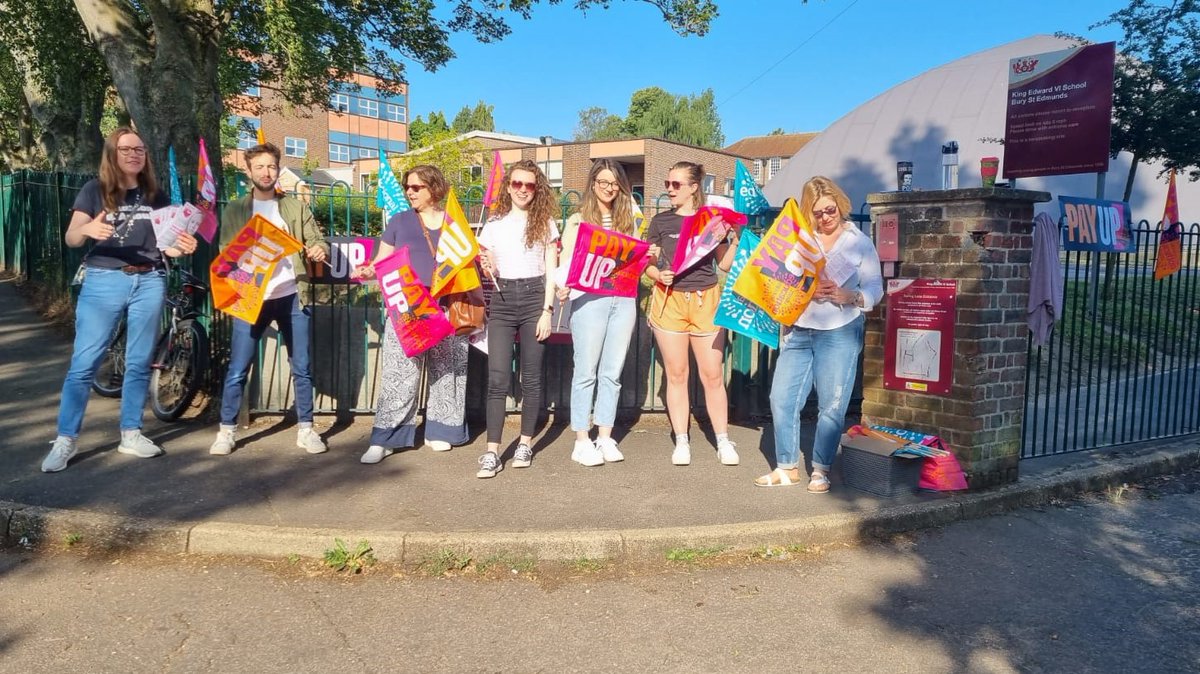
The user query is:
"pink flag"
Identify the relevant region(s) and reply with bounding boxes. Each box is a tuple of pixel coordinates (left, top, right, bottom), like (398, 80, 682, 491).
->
(670, 206, 746, 274)
(566, 222, 650, 298)
(195, 137, 218, 243)
(482, 151, 503, 212)
(375, 246, 454, 357)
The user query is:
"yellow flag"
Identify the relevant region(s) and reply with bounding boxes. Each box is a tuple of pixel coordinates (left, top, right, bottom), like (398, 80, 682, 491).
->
(430, 188, 482, 297)
(731, 198, 824, 325)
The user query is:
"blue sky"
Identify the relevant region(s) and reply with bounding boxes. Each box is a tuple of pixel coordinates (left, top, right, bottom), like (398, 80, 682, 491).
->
(402, 0, 1129, 145)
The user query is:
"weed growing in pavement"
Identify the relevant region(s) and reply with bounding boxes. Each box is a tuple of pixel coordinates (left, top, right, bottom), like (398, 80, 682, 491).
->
(286, 553, 301, 565)
(1106, 483, 1130, 503)
(423, 549, 472, 576)
(63, 533, 82, 547)
(666, 546, 727, 562)
(476, 553, 537, 575)
(323, 539, 376, 573)
(570, 558, 606, 573)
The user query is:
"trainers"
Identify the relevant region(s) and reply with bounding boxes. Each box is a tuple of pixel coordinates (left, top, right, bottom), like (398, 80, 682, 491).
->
(117, 430, 163, 458)
(477, 451, 503, 478)
(427, 440, 452, 452)
(716, 438, 740, 466)
(41, 436, 78, 473)
(512, 443, 533, 468)
(296, 427, 327, 454)
(671, 442, 691, 466)
(571, 439, 604, 467)
(596, 437, 624, 463)
(360, 445, 394, 464)
(209, 427, 236, 456)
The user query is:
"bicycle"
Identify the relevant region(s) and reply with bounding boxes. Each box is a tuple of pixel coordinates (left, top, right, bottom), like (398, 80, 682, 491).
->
(91, 266, 210, 421)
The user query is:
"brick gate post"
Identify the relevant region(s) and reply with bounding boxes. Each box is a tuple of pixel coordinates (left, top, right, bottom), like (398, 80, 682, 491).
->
(862, 187, 1050, 489)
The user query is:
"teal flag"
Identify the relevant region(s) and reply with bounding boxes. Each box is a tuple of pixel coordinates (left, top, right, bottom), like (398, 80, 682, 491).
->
(375, 151, 410, 214)
(715, 229, 780, 349)
(733, 161, 769, 215)
(167, 145, 182, 205)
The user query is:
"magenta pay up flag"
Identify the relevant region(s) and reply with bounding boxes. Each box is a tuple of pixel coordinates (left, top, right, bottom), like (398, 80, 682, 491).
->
(671, 206, 747, 274)
(374, 246, 454, 357)
(566, 222, 651, 298)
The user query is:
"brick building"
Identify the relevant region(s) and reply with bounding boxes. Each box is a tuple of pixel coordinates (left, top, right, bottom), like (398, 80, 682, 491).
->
(723, 132, 817, 186)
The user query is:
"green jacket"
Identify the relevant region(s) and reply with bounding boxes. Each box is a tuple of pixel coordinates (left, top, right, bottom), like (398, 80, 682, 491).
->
(220, 193, 330, 300)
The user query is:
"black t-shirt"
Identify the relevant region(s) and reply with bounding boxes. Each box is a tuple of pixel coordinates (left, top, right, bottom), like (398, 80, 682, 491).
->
(73, 179, 170, 268)
(646, 210, 719, 292)
(382, 209, 440, 287)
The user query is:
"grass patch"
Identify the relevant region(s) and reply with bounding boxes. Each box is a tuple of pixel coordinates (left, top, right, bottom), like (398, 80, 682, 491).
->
(422, 549, 472, 576)
(322, 539, 376, 573)
(665, 545, 727, 563)
(63, 533, 83, 548)
(569, 558, 606, 573)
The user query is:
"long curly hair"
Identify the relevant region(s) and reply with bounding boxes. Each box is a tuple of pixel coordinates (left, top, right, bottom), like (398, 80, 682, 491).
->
(579, 159, 634, 235)
(493, 159, 556, 249)
(98, 127, 158, 214)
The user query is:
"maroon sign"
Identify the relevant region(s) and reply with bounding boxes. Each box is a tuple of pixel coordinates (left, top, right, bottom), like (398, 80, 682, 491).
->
(884, 279, 957, 396)
(1002, 42, 1115, 179)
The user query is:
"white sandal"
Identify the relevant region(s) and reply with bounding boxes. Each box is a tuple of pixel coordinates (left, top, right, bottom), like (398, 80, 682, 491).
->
(755, 468, 801, 487)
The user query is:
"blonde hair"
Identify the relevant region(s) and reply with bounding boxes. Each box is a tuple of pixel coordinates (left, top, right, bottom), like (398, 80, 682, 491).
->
(799, 175, 852, 224)
(579, 159, 634, 235)
(98, 127, 158, 214)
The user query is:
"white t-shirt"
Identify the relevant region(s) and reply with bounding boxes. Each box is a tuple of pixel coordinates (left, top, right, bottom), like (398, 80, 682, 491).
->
(253, 199, 298, 300)
(478, 210, 559, 279)
(795, 223, 884, 331)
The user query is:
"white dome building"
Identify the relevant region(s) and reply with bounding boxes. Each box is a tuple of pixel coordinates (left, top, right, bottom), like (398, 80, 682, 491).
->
(763, 34, 1197, 225)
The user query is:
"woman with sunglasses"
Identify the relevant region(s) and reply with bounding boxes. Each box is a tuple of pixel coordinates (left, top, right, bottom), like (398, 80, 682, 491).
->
(351, 164, 469, 464)
(41, 127, 198, 473)
(475, 160, 559, 478)
(643, 161, 739, 467)
(556, 159, 638, 467)
(755, 176, 882, 492)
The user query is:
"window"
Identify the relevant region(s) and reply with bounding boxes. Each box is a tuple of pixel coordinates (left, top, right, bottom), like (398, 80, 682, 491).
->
(753, 159, 763, 180)
(284, 137, 307, 158)
(360, 173, 377, 192)
(358, 98, 379, 118)
(330, 93, 349, 113)
(244, 82, 260, 97)
(768, 157, 781, 180)
(357, 147, 378, 159)
(329, 144, 350, 163)
(703, 174, 715, 194)
(235, 117, 261, 150)
(384, 104, 406, 123)
(724, 178, 734, 196)
(543, 160, 563, 188)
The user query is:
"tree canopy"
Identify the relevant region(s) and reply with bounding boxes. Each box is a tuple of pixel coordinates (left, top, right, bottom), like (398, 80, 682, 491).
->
(452, 101, 496, 134)
(573, 86, 724, 148)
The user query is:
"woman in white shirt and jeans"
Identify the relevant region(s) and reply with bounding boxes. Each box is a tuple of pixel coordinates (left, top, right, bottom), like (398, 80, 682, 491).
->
(476, 160, 559, 478)
(756, 176, 883, 493)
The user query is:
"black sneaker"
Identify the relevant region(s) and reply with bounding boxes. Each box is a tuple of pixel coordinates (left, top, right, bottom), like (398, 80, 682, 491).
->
(512, 443, 533, 468)
(476, 451, 503, 478)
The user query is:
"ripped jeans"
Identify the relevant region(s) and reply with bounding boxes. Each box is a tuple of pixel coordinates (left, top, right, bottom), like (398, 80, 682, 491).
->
(768, 315, 864, 472)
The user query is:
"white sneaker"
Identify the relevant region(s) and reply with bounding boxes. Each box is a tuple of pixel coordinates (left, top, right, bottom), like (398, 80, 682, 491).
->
(427, 440, 452, 452)
(41, 436, 78, 473)
(571, 439, 604, 467)
(671, 443, 691, 466)
(209, 427, 236, 456)
(296, 427, 327, 454)
(118, 431, 163, 458)
(596, 437, 624, 463)
(360, 445, 393, 464)
(716, 439, 740, 466)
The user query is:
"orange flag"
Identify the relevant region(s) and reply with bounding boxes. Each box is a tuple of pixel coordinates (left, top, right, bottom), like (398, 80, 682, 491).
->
(1154, 169, 1182, 281)
(209, 215, 303, 322)
(731, 198, 825, 325)
(429, 188, 483, 297)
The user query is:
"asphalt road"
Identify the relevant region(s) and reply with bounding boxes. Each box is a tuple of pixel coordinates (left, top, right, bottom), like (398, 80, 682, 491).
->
(2, 470, 1197, 673)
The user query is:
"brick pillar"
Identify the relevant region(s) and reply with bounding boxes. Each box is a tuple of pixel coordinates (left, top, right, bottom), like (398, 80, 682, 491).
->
(862, 187, 1050, 489)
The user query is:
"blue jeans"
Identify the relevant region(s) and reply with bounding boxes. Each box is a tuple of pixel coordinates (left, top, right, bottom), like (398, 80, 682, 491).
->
(57, 266, 166, 437)
(769, 316, 864, 471)
(569, 294, 636, 431)
(219, 293, 314, 425)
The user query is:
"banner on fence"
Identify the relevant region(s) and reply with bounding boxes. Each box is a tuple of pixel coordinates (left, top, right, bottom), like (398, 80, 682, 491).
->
(307, 236, 377, 284)
(731, 198, 824, 325)
(375, 246, 454, 357)
(210, 215, 304, 322)
(1058, 195, 1134, 253)
(1155, 168, 1182, 280)
(565, 221, 650, 297)
(715, 229, 781, 349)
(671, 206, 746, 275)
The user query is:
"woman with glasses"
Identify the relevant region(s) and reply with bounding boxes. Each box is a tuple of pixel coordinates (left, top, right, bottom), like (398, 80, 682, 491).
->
(755, 176, 882, 492)
(475, 160, 559, 478)
(556, 159, 638, 467)
(643, 161, 739, 467)
(351, 164, 469, 464)
(41, 127, 198, 473)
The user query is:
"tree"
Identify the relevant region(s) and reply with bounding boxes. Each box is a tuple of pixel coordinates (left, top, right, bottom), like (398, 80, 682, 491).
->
(768, 127, 787, 135)
(393, 129, 485, 194)
(575, 86, 724, 147)
(574, 106, 627, 141)
(452, 100, 495, 134)
(409, 111, 450, 151)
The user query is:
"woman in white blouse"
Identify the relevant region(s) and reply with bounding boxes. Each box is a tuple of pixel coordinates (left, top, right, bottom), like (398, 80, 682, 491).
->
(756, 176, 883, 493)
(476, 160, 559, 478)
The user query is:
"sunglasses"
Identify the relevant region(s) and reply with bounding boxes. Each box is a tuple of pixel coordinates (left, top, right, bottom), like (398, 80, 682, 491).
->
(510, 180, 538, 192)
(404, 183, 427, 192)
(812, 205, 839, 218)
(664, 180, 695, 190)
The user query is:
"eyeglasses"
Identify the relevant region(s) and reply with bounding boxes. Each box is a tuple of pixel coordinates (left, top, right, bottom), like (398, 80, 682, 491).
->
(404, 183, 427, 192)
(664, 180, 695, 190)
(594, 179, 622, 191)
(812, 205, 839, 219)
(117, 146, 147, 156)
(510, 180, 538, 192)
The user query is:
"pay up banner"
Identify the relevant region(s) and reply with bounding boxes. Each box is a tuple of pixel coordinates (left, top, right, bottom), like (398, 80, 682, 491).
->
(375, 246, 454, 357)
(210, 215, 303, 323)
(307, 236, 378, 283)
(671, 206, 746, 275)
(731, 198, 824, 325)
(565, 222, 650, 297)
(1058, 196, 1135, 253)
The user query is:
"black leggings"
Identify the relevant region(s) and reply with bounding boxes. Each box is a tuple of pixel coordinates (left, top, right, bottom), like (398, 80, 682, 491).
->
(486, 277, 546, 444)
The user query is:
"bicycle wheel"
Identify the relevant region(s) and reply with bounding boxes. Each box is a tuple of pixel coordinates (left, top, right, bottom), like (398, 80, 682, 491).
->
(91, 322, 127, 397)
(151, 319, 209, 421)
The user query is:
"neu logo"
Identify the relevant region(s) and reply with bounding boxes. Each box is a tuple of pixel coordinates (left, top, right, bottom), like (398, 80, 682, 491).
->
(1011, 58, 1039, 75)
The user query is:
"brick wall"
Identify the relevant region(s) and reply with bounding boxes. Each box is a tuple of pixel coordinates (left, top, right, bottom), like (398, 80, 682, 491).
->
(863, 187, 1050, 489)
